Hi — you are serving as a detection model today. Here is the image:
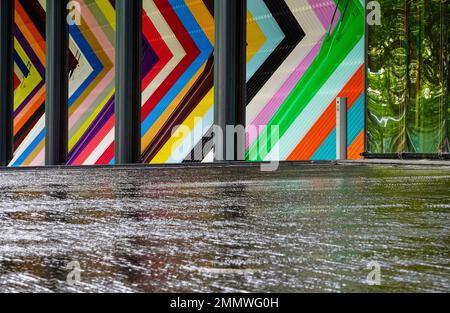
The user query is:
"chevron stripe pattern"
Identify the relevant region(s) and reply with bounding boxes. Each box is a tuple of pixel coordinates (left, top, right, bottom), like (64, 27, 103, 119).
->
(140, 0, 214, 164)
(9, 0, 365, 166)
(67, 0, 116, 166)
(10, 0, 46, 167)
(10, 0, 117, 167)
(88, 0, 216, 165)
(246, 0, 365, 161)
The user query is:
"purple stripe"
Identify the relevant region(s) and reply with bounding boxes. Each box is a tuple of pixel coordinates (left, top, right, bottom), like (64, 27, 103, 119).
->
(14, 26, 45, 76)
(67, 96, 115, 164)
(14, 26, 46, 117)
(142, 36, 159, 79)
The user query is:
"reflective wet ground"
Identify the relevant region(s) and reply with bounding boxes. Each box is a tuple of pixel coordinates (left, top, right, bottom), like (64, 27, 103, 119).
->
(0, 162, 449, 293)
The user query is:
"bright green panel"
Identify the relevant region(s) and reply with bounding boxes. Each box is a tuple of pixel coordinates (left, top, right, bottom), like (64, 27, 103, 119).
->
(406, 0, 448, 153)
(367, 0, 407, 154)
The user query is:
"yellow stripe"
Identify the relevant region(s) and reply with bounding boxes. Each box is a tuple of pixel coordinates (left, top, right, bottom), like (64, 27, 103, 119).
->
(247, 9, 266, 63)
(23, 139, 44, 166)
(151, 89, 213, 163)
(94, 0, 116, 28)
(14, 39, 42, 110)
(69, 88, 115, 150)
(187, 0, 214, 45)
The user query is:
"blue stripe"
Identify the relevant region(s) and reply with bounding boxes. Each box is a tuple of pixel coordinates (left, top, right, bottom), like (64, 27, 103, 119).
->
(12, 128, 45, 166)
(311, 94, 364, 160)
(246, 0, 284, 81)
(141, 0, 213, 136)
(68, 24, 104, 107)
(14, 51, 30, 78)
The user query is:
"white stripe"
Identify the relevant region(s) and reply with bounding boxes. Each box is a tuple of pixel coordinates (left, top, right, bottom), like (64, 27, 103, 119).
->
(166, 106, 213, 163)
(265, 38, 364, 161)
(142, 0, 186, 105)
(83, 127, 114, 165)
(246, 0, 326, 124)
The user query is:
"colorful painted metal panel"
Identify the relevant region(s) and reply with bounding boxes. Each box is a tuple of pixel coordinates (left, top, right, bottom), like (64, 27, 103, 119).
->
(10, 0, 366, 166)
(246, 0, 365, 161)
(11, 0, 46, 167)
(67, 0, 116, 165)
(11, 0, 118, 166)
(140, 0, 215, 164)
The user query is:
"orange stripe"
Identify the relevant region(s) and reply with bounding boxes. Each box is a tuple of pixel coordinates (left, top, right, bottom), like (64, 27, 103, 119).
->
(287, 66, 364, 160)
(14, 87, 45, 135)
(348, 131, 364, 160)
(15, 0, 46, 64)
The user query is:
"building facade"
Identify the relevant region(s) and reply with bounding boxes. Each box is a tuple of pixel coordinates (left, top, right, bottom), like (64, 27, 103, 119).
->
(3, 0, 449, 167)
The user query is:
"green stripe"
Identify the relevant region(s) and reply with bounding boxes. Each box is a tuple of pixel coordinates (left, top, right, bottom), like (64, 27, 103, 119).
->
(247, 0, 364, 161)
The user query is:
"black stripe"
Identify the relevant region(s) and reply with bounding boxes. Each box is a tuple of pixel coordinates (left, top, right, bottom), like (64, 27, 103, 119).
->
(18, 0, 46, 40)
(183, 127, 214, 163)
(246, 0, 305, 105)
(14, 103, 45, 150)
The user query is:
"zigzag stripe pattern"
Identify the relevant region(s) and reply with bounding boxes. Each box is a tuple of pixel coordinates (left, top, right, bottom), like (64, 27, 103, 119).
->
(90, 0, 215, 165)
(246, 0, 365, 161)
(10, 0, 117, 167)
(67, 0, 116, 166)
(9, 0, 365, 166)
(140, 0, 214, 164)
(10, 0, 46, 167)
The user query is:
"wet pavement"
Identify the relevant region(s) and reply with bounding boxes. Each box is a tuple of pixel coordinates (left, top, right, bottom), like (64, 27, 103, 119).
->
(0, 162, 449, 293)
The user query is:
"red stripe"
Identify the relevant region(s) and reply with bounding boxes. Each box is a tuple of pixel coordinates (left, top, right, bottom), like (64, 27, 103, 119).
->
(141, 0, 200, 122)
(96, 142, 115, 165)
(71, 116, 115, 165)
(142, 10, 172, 90)
(287, 66, 364, 160)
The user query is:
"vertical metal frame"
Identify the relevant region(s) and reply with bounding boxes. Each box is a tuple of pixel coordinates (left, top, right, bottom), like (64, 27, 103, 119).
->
(214, 0, 247, 162)
(45, 0, 69, 166)
(115, 0, 142, 165)
(0, 0, 14, 166)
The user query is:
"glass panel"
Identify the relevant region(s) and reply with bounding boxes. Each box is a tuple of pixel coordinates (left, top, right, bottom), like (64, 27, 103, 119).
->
(11, 0, 46, 167)
(67, 0, 116, 165)
(367, 0, 407, 154)
(141, 0, 214, 164)
(406, 0, 447, 153)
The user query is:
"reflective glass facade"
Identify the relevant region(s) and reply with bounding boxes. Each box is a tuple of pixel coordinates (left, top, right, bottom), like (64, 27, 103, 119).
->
(367, 0, 449, 155)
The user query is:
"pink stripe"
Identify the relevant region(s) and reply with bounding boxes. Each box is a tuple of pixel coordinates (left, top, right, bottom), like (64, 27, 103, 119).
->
(29, 147, 45, 166)
(307, 0, 339, 31)
(69, 0, 115, 129)
(247, 36, 324, 148)
(246, 1, 340, 149)
(69, 69, 115, 129)
(71, 115, 114, 165)
(78, 0, 115, 63)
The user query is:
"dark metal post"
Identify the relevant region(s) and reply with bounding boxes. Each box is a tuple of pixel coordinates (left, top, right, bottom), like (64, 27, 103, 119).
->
(214, 0, 246, 162)
(115, 0, 142, 164)
(45, 0, 69, 166)
(0, 0, 14, 166)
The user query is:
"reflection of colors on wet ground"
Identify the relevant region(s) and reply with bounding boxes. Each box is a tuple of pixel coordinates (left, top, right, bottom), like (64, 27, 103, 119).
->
(0, 163, 449, 292)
